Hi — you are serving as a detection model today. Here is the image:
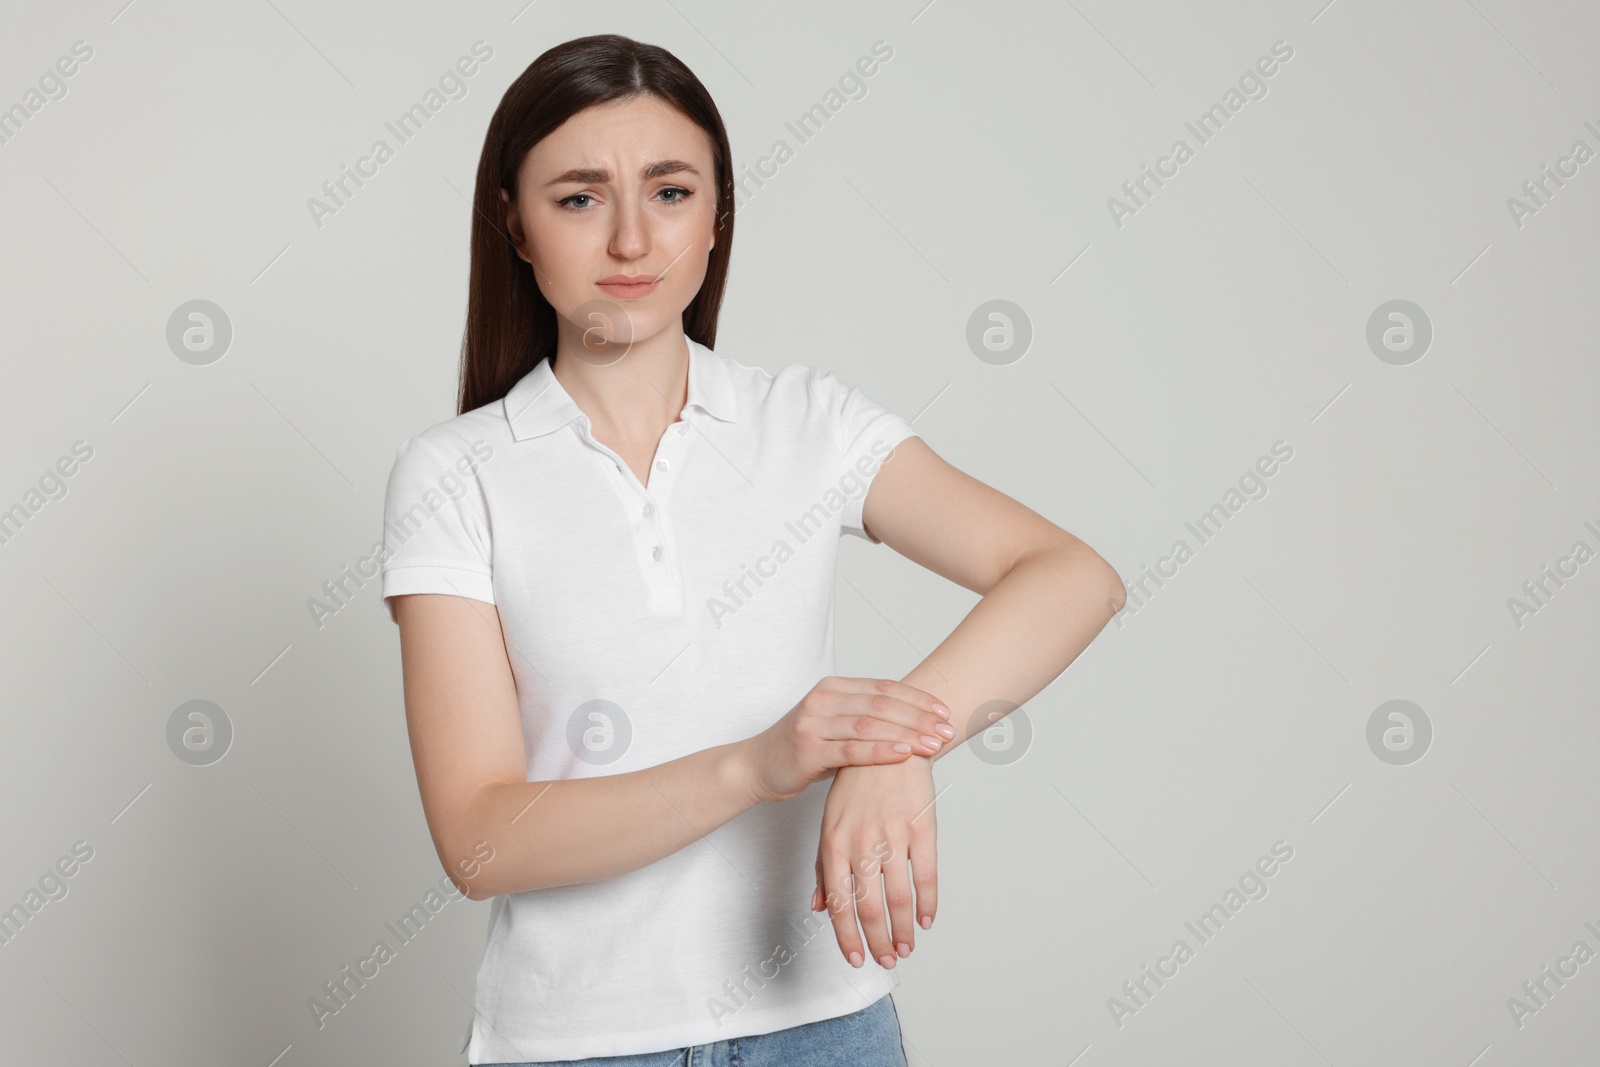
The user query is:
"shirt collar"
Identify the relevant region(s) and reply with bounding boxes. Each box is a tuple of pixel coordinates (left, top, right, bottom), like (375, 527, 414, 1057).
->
(504, 336, 737, 442)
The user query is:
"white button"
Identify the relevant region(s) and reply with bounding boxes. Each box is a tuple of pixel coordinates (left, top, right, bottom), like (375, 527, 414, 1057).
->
(651, 545, 662, 561)
(642, 503, 653, 517)
(655, 459, 669, 472)
(677, 423, 688, 435)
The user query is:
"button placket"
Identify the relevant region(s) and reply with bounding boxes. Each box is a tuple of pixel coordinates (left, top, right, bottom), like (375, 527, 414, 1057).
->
(640, 415, 697, 587)
(577, 413, 689, 613)
(645, 430, 675, 569)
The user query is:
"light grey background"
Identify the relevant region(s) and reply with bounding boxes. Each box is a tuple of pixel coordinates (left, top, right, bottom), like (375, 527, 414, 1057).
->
(2, 0, 1597, 1064)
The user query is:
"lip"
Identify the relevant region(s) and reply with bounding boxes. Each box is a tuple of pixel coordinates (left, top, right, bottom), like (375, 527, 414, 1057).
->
(595, 275, 661, 300)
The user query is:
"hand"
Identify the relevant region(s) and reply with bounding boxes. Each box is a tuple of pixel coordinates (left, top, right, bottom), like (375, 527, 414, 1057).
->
(809, 756, 938, 970)
(741, 676, 953, 804)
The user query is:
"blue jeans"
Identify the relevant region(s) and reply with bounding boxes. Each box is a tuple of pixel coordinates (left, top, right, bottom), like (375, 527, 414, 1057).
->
(479, 993, 908, 1066)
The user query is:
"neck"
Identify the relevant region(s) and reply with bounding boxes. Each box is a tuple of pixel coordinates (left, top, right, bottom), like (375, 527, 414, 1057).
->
(550, 323, 690, 444)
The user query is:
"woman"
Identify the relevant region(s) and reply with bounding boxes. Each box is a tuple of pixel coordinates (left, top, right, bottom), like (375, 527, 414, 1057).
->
(381, 33, 1124, 1066)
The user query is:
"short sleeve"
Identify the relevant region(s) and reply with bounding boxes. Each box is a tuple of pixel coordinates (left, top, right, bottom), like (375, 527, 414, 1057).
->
(380, 433, 495, 623)
(812, 368, 919, 543)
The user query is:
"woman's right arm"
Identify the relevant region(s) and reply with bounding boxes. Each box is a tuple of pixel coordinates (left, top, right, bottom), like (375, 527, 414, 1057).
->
(393, 592, 952, 899)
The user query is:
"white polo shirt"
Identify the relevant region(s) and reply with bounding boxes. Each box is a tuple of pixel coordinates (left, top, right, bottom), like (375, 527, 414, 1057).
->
(380, 336, 919, 1063)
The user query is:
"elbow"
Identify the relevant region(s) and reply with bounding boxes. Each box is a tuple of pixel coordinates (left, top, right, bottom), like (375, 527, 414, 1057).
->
(439, 782, 525, 901)
(453, 861, 502, 902)
(442, 832, 503, 902)
(1046, 540, 1125, 617)
(1103, 563, 1127, 615)
(1023, 540, 1126, 618)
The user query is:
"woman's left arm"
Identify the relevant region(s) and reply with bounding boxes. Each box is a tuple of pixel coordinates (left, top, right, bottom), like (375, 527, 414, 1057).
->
(811, 435, 1127, 971)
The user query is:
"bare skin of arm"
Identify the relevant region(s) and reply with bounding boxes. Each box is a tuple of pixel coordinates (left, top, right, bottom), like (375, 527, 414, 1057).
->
(393, 593, 953, 900)
(809, 435, 1127, 970)
(866, 435, 1128, 761)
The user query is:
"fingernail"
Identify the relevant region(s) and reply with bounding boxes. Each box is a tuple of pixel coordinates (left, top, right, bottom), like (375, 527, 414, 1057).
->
(848, 951, 863, 968)
(934, 723, 955, 739)
(892, 742, 911, 753)
(895, 942, 910, 957)
(933, 703, 950, 719)
(878, 954, 896, 969)
(919, 915, 932, 929)
(920, 735, 942, 749)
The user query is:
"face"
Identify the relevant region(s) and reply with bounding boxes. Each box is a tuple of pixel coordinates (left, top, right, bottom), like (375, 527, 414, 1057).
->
(502, 94, 719, 351)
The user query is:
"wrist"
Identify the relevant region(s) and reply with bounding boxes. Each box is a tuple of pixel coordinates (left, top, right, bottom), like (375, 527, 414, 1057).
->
(723, 739, 768, 807)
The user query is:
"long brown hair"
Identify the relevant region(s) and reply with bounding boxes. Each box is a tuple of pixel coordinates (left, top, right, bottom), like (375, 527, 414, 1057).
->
(457, 34, 735, 416)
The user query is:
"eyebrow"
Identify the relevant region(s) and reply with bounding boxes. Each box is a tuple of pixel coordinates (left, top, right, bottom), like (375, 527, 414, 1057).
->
(544, 160, 702, 187)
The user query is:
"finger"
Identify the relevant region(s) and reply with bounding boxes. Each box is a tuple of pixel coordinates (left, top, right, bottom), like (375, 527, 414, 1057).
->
(880, 839, 917, 958)
(821, 850, 867, 968)
(832, 676, 951, 721)
(826, 685, 954, 744)
(827, 702, 951, 756)
(851, 846, 897, 971)
(909, 818, 938, 931)
(812, 679, 953, 753)
(834, 738, 922, 768)
(812, 854, 824, 911)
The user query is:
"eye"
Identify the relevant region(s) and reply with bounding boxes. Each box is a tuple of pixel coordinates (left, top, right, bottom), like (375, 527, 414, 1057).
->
(657, 186, 694, 204)
(557, 193, 595, 211)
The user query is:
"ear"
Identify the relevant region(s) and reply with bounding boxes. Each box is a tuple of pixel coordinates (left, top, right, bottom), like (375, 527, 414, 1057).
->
(500, 188, 529, 263)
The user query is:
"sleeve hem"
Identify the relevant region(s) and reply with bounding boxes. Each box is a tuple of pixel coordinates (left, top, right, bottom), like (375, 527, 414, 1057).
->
(841, 416, 920, 542)
(382, 566, 496, 623)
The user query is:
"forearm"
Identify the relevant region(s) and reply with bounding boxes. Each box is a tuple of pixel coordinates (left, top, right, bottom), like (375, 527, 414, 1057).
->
(907, 544, 1124, 762)
(457, 739, 760, 897)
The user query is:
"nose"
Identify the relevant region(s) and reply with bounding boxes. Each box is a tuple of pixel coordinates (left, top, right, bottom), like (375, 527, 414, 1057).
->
(608, 194, 651, 263)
